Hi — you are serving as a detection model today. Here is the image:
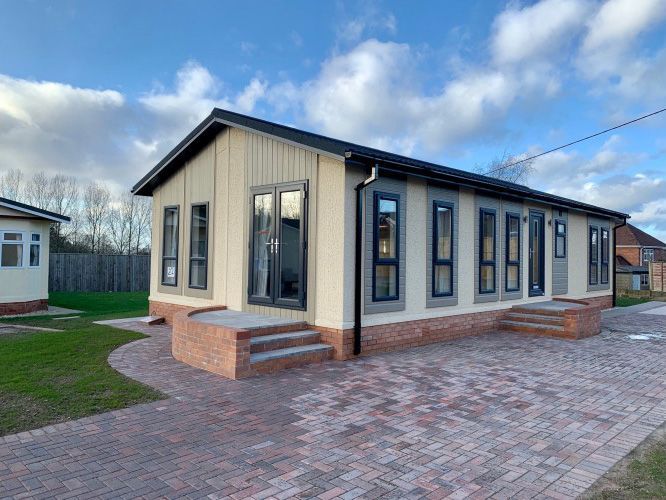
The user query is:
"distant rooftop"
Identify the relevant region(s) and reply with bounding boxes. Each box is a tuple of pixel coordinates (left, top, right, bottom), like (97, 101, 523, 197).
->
(616, 223, 666, 248)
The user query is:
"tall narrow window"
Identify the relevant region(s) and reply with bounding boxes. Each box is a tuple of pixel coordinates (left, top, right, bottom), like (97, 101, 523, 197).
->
(601, 228, 609, 284)
(162, 206, 179, 286)
(1, 232, 24, 268)
(505, 213, 520, 292)
(29, 233, 41, 267)
(555, 221, 566, 258)
(479, 209, 496, 294)
(189, 204, 208, 289)
(589, 226, 599, 285)
(373, 192, 399, 301)
(432, 201, 453, 297)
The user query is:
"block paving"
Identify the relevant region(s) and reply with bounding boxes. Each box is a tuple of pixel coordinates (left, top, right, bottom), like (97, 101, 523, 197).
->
(1, 309, 666, 499)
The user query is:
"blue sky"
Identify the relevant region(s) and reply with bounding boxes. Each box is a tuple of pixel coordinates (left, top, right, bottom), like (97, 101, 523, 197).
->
(1, 0, 665, 238)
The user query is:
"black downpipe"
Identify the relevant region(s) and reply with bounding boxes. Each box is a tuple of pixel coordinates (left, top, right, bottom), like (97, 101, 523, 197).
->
(612, 217, 628, 307)
(353, 164, 379, 355)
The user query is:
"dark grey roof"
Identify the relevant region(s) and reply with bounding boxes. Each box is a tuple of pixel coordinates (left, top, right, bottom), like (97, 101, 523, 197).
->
(132, 108, 629, 220)
(0, 197, 70, 223)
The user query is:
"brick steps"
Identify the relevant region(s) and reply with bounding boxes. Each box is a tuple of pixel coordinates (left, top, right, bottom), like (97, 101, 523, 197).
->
(499, 319, 565, 334)
(504, 312, 563, 326)
(250, 343, 333, 374)
(248, 321, 310, 337)
(250, 330, 321, 353)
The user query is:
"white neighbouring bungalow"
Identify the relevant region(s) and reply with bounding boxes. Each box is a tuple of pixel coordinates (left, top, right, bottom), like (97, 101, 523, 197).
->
(132, 109, 629, 379)
(0, 197, 70, 315)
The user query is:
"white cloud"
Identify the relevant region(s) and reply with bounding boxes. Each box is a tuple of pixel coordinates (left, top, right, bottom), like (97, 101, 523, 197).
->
(577, 0, 666, 100)
(491, 0, 588, 66)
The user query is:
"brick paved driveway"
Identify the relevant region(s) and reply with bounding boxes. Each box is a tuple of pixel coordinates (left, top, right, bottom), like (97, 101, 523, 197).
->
(1, 308, 666, 499)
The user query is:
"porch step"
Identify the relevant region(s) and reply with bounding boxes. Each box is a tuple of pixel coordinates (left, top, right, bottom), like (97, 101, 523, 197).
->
(250, 329, 321, 353)
(250, 343, 334, 374)
(510, 306, 565, 317)
(249, 321, 310, 336)
(499, 320, 566, 335)
(504, 312, 564, 326)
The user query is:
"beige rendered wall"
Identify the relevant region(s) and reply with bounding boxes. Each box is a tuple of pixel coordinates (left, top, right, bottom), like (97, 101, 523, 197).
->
(0, 217, 50, 304)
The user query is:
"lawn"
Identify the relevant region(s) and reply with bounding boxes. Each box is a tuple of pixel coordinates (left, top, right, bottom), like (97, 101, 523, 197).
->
(0, 292, 164, 436)
(615, 296, 652, 307)
(586, 425, 666, 499)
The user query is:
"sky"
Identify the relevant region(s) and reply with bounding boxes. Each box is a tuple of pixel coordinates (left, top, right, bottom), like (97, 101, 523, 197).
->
(0, 0, 665, 239)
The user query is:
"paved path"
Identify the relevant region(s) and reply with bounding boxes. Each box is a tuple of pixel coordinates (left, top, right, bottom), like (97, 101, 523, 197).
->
(1, 310, 666, 499)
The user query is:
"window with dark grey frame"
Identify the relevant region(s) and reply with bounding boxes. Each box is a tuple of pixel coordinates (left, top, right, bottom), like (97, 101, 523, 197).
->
(505, 213, 520, 292)
(373, 192, 400, 301)
(555, 220, 566, 258)
(479, 208, 496, 294)
(189, 203, 208, 289)
(432, 201, 453, 297)
(589, 226, 599, 285)
(161, 206, 179, 286)
(600, 228, 609, 284)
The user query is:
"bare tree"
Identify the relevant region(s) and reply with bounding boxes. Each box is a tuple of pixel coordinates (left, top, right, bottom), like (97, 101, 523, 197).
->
(25, 172, 54, 210)
(83, 182, 111, 254)
(475, 150, 534, 185)
(0, 169, 24, 201)
(49, 175, 79, 252)
(109, 192, 137, 255)
(133, 196, 152, 254)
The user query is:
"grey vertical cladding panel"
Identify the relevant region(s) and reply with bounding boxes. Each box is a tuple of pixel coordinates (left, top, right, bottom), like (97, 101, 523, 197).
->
(364, 177, 407, 315)
(426, 185, 459, 308)
(474, 193, 501, 303)
(500, 199, 524, 301)
(587, 215, 611, 292)
(552, 208, 569, 295)
(243, 132, 316, 323)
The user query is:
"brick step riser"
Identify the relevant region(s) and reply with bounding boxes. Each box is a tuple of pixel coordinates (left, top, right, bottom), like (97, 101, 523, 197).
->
(250, 332, 321, 353)
(510, 307, 565, 318)
(251, 349, 333, 375)
(500, 323, 572, 338)
(504, 314, 564, 326)
(248, 322, 310, 337)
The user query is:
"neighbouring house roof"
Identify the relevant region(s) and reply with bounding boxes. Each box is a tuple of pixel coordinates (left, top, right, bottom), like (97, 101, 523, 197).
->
(132, 108, 629, 220)
(0, 197, 70, 223)
(615, 223, 666, 248)
(615, 255, 631, 266)
(616, 264, 648, 274)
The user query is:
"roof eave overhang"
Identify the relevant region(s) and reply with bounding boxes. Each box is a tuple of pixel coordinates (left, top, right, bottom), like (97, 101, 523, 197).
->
(0, 200, 70, 223)
(345, 150, 630, 221)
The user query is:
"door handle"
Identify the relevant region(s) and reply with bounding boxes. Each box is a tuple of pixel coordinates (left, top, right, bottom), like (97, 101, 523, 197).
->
(265, 238, 275, 254)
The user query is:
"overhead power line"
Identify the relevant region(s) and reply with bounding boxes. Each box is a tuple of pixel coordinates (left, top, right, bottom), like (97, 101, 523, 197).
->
(486, 107, 666, 174)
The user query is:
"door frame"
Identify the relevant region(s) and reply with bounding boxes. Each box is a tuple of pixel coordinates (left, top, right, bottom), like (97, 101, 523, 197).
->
(247, 180, 308, 310)
(528, 210, 545, 297)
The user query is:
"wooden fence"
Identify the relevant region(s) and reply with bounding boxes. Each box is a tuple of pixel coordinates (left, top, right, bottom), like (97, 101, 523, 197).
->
(651, 262, 666, 292)
(49, 253, 151, 292)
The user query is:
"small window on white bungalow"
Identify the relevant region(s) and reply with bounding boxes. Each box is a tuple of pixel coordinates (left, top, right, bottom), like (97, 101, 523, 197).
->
(162, 206, 179, 286)
(29, 233, 41, 267)
(1, 232, 24, 268)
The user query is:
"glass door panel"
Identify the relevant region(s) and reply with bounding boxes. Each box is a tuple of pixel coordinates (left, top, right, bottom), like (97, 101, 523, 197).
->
(250, 191, 273, 303)
(529, 212, 545, 296)
(276, 189, 304, 306)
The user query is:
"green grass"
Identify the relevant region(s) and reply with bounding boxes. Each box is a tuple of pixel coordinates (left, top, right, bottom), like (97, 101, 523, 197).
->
(615, 296, 652, 307)
(0, 292, 164, 436)
(587, 427, 666, 499)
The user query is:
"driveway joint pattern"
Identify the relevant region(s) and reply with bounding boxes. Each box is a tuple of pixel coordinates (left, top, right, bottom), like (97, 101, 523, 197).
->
(1, 310, 665, 499)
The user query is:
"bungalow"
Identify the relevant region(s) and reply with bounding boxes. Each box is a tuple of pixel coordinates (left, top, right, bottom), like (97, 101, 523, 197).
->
(0, 197, 70, 315)
(132, 109, 628, 379)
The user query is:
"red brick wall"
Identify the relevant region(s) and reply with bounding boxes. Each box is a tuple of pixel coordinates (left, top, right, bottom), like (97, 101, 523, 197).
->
(0, 299, 47, 316)
(313, 309, 506, 360)
(617, 247, 640, 266)
(584, 295, 613, 310)
(171, 306, 253, 380)
(149, 300, 197, 324)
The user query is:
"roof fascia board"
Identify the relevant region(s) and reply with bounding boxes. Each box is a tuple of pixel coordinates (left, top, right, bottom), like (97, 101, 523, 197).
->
(0, 201, 69, 223)
(346, 151, 628, 220)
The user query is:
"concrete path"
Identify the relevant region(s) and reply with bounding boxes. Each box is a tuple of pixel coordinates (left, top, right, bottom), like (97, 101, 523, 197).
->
(1, 310, 665, 499)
